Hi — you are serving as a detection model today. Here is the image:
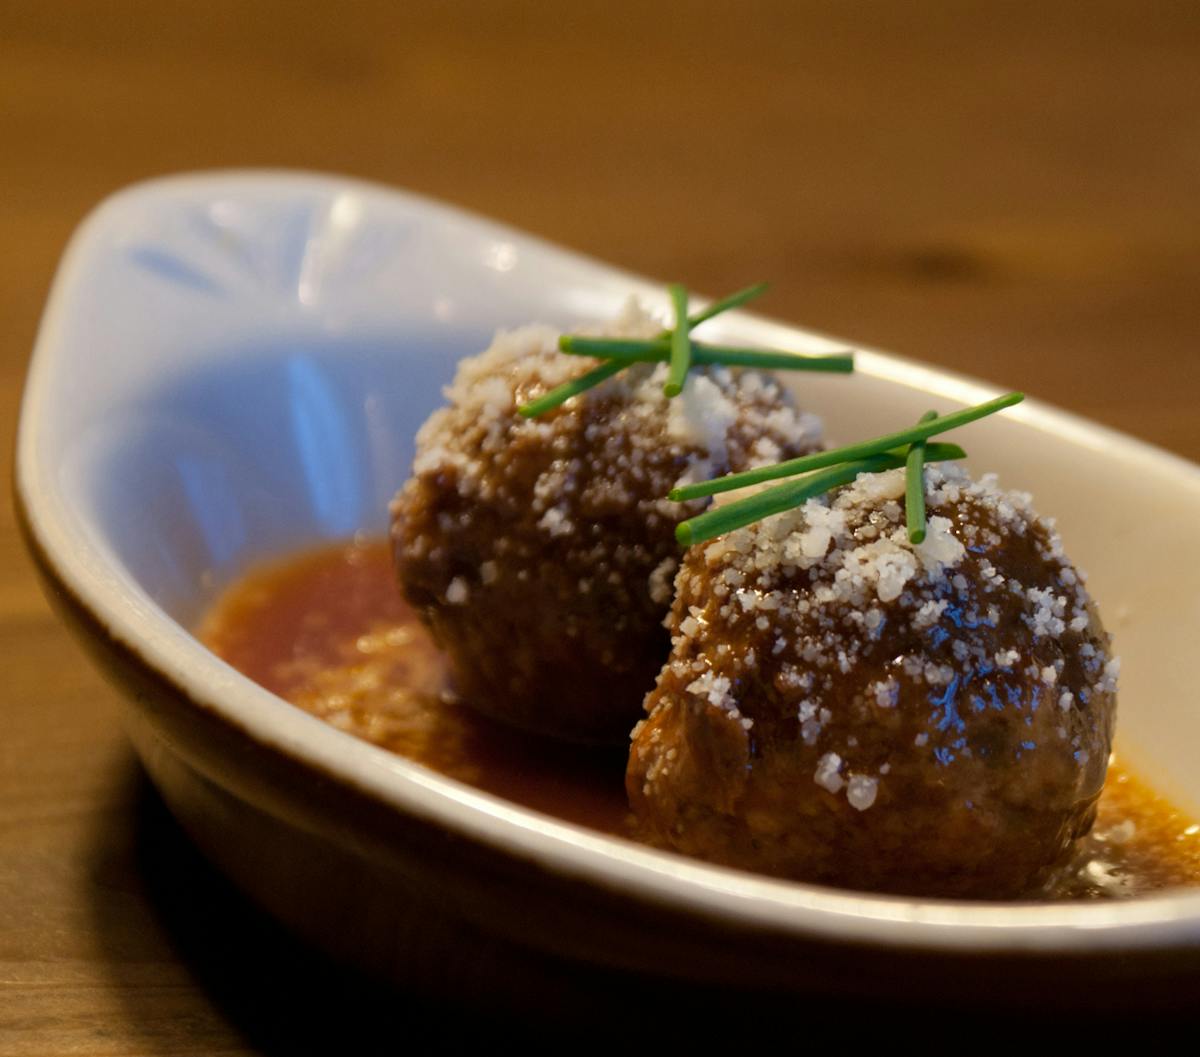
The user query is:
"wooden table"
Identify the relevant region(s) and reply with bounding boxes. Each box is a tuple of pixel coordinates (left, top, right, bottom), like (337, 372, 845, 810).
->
(3, 3, 1199, 1051)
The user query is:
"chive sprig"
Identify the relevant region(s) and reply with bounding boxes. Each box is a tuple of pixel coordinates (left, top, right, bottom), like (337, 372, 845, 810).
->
(558, 336, 855, 373)
(665, 284, 692, 398)
(518, 281, 854, 418)
(515, 360, 626, 420)
(685, 280, 770, 329)
(673, 392, 1024, 547)
(905, 410, 937, 544)
(669, 391, 1023, 502)
(676, 445, 964, 548)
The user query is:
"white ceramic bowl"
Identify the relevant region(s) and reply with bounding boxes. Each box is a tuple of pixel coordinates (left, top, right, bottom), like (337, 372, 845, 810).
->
(17, 171, 1200, 1001)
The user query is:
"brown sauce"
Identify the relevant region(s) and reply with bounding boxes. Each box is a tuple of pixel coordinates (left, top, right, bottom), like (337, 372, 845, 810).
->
(199, 540, 1200, 900)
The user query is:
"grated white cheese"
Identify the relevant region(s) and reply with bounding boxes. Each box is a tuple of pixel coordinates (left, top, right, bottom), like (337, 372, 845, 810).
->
(814, 752, 844, 793)
(846, 774, 879, 811)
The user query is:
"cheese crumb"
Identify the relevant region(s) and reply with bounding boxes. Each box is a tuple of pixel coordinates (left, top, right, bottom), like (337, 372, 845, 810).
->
(846, 774, 879, 811)
(814, 752, 844, 793)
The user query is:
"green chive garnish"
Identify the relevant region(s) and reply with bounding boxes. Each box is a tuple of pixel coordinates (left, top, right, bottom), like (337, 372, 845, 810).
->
(676, 443, 966, 548)
(520, 280, 851, 418)
(558, 335, 853, 373)
(906, 410, 937, 544)
(669, 391, 1023, 502)
(664, 284, 691, 398)
(883, 441, 966, 463)
(516, 278, 769, 418)
(684, 281, 770, 330)
(517, 359, 626, 418)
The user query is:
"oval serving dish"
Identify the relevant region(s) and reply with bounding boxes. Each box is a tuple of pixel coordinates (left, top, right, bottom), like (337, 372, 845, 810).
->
(16, 171, 1200, 1002)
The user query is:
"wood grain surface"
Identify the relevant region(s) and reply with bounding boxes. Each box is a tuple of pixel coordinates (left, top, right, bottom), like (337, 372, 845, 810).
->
(3, 2, 1199, 1051)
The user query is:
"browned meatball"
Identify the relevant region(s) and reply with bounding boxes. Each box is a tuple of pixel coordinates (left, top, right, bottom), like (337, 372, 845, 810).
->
(391, 302, 823, 743)
(627, 463, 1118, 897)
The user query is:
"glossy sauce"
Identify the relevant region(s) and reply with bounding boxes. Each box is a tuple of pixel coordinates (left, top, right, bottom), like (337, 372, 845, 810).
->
(199, 540, 1200, 899)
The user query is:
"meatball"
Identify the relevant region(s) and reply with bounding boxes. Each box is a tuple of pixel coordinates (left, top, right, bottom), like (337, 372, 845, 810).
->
(627, 462, 1118, 897)
(391, 301, 823, 743)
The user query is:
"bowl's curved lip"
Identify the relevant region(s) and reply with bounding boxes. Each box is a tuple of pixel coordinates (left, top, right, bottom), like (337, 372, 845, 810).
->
(17, 168, 1200, 958)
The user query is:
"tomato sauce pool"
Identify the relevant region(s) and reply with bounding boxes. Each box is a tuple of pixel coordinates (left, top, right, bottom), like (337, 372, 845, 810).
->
(199, 540, 1200, 900)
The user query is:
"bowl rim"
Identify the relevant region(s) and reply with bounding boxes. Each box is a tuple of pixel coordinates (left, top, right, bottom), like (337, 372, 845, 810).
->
(17, 168, 1200, 957)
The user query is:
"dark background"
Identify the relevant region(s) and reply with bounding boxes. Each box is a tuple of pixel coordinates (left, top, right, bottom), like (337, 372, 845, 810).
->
(3, 3, 1198, 1051)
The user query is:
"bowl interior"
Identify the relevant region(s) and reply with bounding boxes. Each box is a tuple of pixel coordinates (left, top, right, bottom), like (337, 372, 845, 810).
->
(19, 172, 1200, 917)
(59, 331, 465, 625)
